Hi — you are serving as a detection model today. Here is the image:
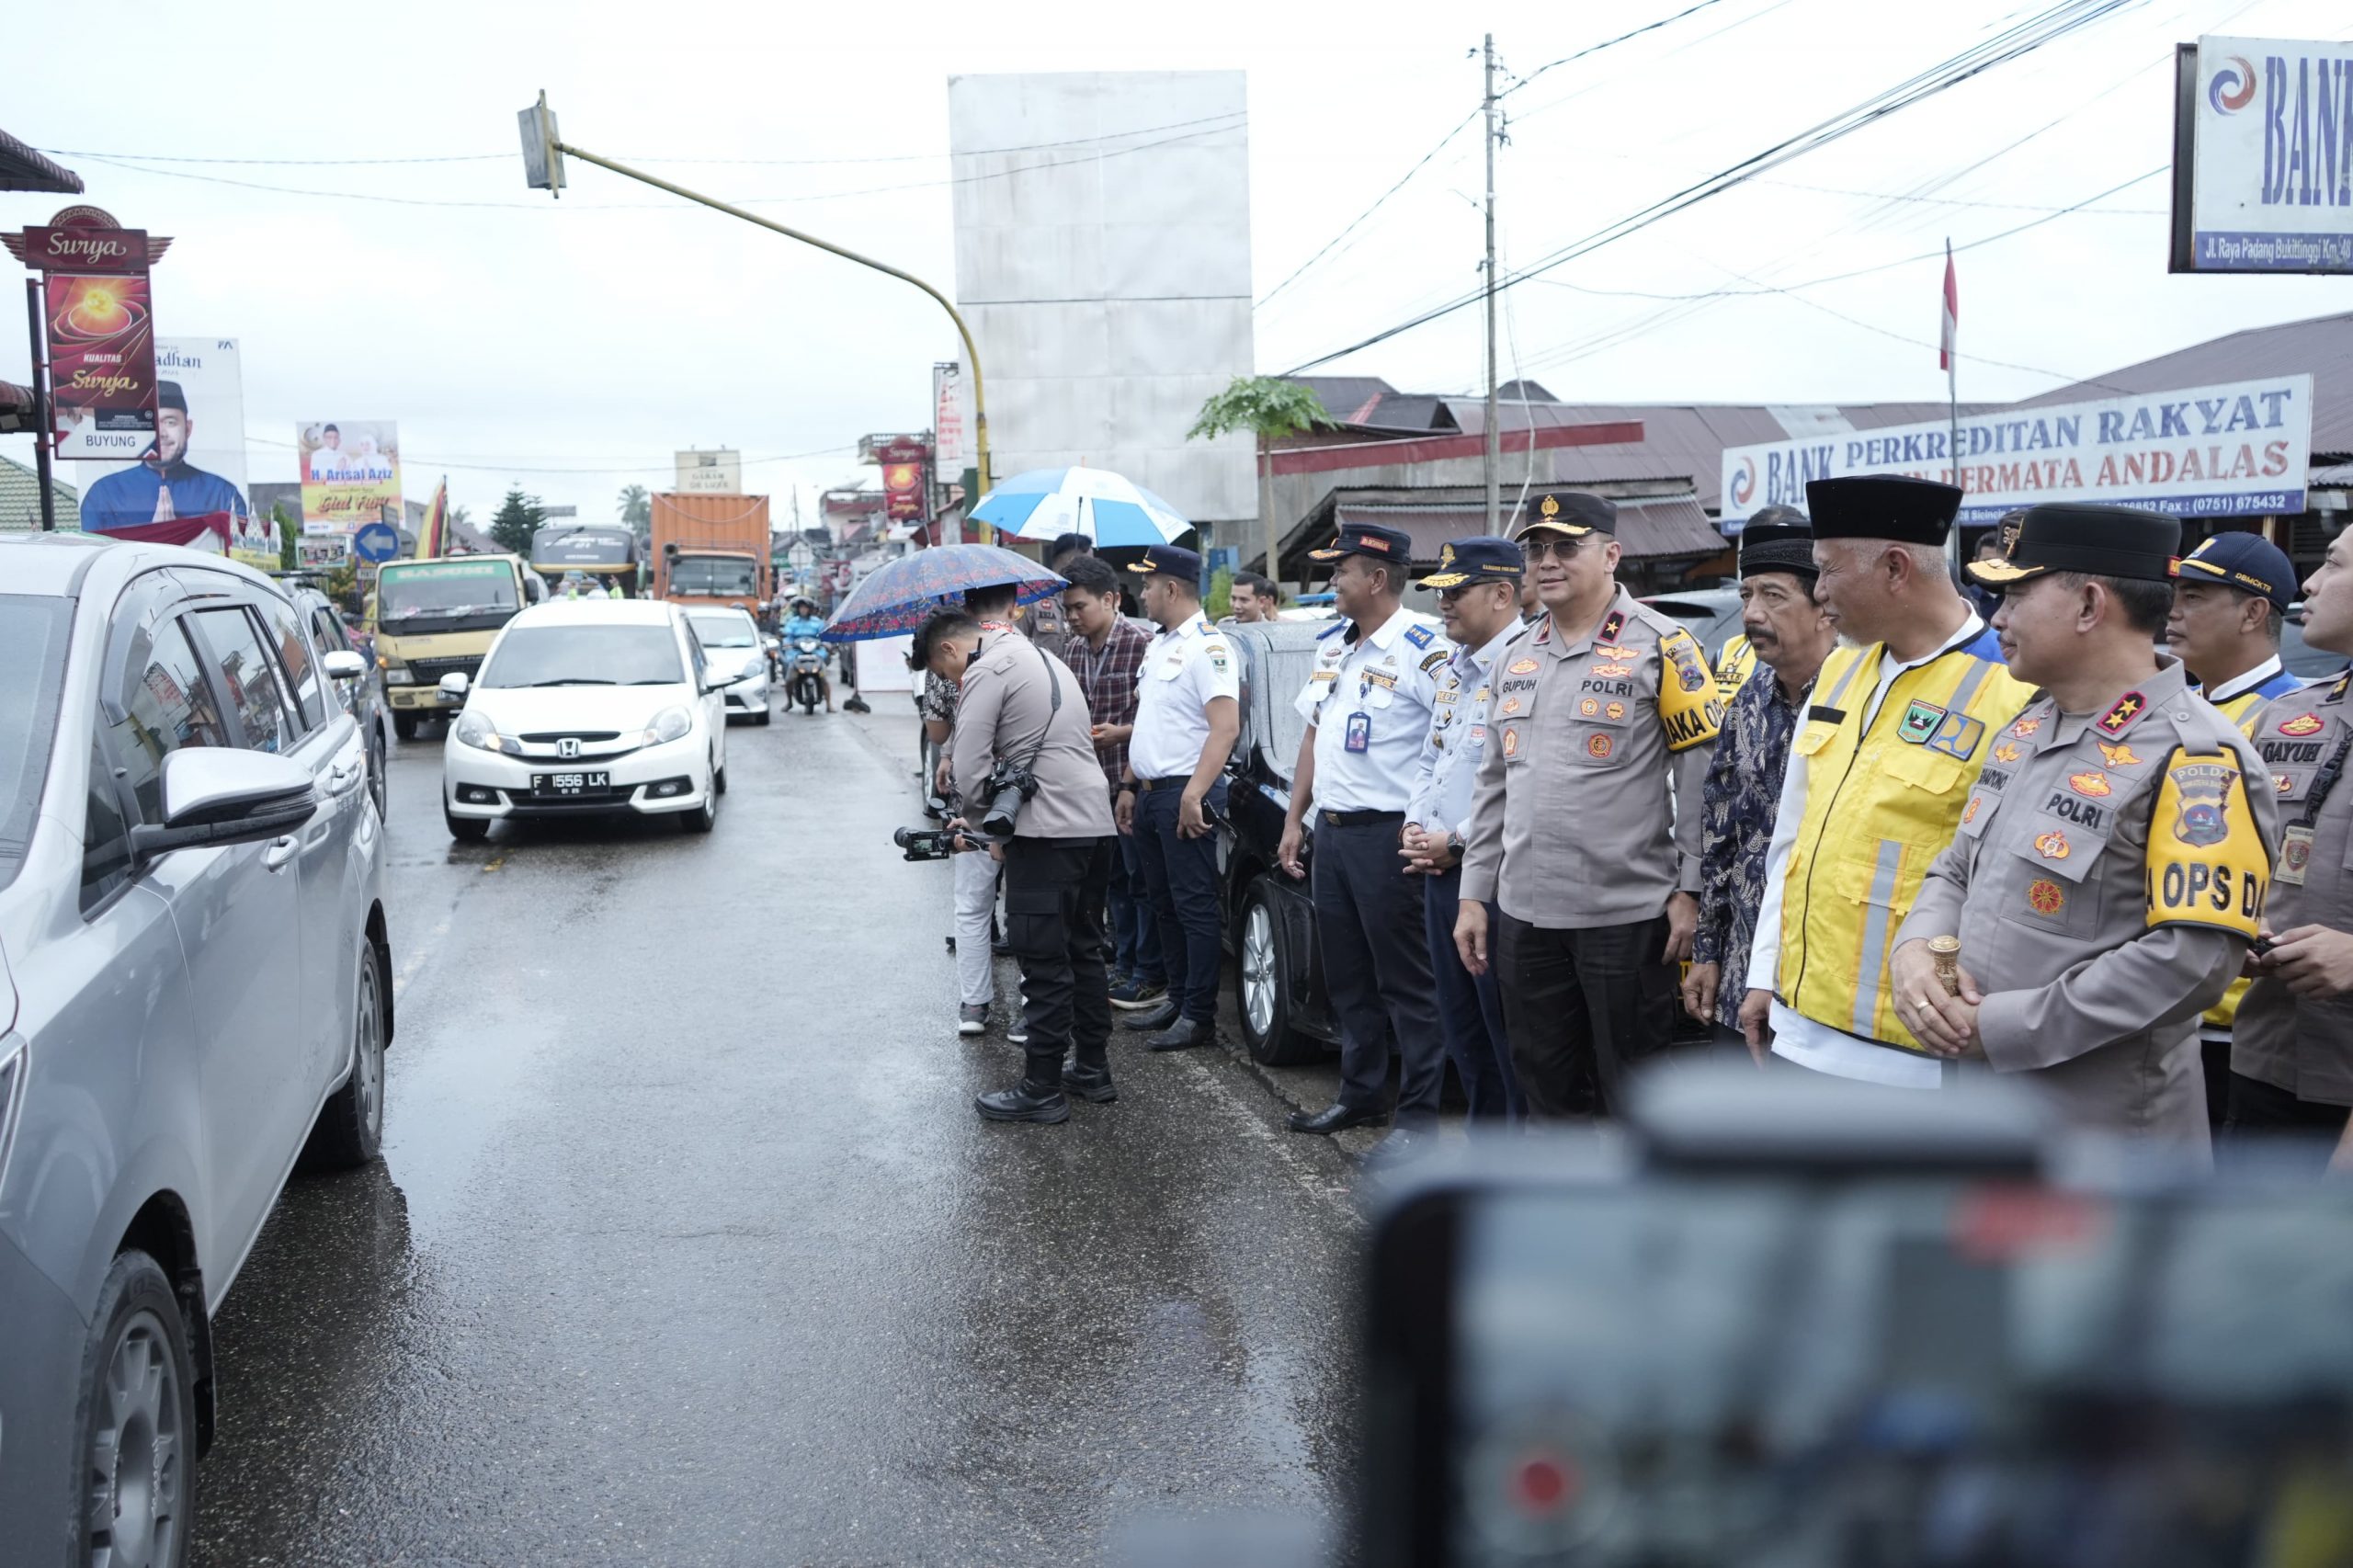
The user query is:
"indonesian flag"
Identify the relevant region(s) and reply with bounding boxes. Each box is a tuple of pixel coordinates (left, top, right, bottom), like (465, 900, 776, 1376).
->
(1938, 239, 1959, 372)
(416, 477, 449, 559)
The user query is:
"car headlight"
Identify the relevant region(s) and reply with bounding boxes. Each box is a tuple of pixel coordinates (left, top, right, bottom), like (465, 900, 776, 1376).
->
(454, 710, 520, 756)
(643, 705, 693, 745)
(381, 660, 413, 684)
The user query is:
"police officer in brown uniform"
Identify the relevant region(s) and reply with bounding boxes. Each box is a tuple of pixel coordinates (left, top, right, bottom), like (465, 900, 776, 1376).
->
(2233, 525, 2353, 1163)
(1456, 490, 1722, 1117)
(1892, 505, 2278, 1150)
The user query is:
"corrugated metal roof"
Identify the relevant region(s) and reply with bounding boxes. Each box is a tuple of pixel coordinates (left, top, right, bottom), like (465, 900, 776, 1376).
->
(2008, 310, 2353, 457)
(1293, 376, 1400, 427)
(0, 453, 80, 531)
(0, 129, 83, 194)
(1331, 487, 1721, 562)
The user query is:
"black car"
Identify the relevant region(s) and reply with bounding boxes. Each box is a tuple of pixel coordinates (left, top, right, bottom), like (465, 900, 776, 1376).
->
(1216, 619, 1342, 1065)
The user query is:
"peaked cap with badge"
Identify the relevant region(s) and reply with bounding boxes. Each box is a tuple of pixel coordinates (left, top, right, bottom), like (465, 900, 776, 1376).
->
(2173, 530, 2297, 612)
(1309, 519, 1414, 563)
(1966, 503, 2181, 587)
(1514, 490, 1616, 541)
(1420, 535, 1525, 589)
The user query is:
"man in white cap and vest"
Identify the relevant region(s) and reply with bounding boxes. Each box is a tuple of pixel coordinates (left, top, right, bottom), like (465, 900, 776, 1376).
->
(1739, 474, 2035, 1085)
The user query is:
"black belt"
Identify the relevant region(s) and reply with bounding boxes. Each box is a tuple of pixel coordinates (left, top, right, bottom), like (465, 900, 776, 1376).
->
(1321, 809, 1404, 828)
(1136, 776, 1191, 792)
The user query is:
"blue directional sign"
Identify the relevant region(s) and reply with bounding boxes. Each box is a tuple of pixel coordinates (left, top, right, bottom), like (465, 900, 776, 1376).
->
(353, 522, 402, 564)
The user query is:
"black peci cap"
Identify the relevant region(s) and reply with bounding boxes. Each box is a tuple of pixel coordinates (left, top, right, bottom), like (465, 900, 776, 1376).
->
(1967, 503, 2182, 587)
(1806, 474, 1962, 547)
(1515, 489, 1616, 541)
(1738, 523, 1818, 583)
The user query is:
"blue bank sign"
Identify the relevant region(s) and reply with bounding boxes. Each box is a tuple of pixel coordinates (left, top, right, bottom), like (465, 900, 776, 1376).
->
(2174, 35, 2353, 274)
(1719, 375, 2314, 528)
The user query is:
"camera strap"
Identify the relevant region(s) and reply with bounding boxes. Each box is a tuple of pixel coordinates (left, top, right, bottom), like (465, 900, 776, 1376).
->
(1017, 638, 1063, 777)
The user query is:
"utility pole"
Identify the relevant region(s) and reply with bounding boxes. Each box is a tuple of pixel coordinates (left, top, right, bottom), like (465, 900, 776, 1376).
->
(1483, 34, 1501, 537)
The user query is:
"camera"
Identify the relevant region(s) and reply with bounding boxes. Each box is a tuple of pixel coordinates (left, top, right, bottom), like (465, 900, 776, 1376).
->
(892, 825, 961, 862)
(969, 758, 1039, 841)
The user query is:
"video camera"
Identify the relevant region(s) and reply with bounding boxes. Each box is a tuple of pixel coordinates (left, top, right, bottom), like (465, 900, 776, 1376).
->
(892, 826, 963, 862)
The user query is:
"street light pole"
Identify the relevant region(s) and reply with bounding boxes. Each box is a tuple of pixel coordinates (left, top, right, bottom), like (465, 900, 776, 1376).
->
(1483, 35, 1501, 538)
(518, 95, 995, 529)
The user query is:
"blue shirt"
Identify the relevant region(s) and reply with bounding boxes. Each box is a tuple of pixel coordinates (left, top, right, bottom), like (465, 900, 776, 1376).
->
(1406, 622, 1516, 842)
(81, 460, 250, 533)
(782, 615, 827, 642)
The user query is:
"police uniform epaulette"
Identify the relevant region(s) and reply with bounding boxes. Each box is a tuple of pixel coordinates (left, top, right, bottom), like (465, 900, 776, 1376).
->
(1403, 622, 1436, 650)
(1618, 597, 1688, 642)
(1316, 620, 1347, 641)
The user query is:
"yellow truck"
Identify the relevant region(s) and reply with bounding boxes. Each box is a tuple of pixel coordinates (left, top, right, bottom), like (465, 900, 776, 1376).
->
(371, 553, 538, 740)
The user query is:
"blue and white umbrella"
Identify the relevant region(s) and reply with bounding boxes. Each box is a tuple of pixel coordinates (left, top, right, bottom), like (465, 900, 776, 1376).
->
(968, 465, 1191, 548)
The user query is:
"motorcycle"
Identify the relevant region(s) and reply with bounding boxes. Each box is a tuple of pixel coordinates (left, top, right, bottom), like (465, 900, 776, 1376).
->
(786, 637, 827, 714)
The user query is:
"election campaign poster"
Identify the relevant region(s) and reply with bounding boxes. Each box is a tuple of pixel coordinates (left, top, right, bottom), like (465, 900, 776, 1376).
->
(299, 419, 402, 531)
(77, 337, 271, 567)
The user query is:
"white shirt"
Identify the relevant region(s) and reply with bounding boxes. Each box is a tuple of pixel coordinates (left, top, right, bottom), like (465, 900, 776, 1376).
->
(1295, 604, 1451, 814)
(1406, 621, 1516, 841)
(1745, 614, 1987, 1090)
(1128, 612, 1241, 779)
(2207, 653, 2288, 703)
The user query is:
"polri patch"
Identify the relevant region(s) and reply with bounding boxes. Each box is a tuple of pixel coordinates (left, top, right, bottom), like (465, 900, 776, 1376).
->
(2279, 712, 2325, 736)
(2034, 830, 2072, 860)
(2027, 879, 2066, 915)
(1587, 733, 1613, 759)
(2009, 717, 2042, 739)
(2096, 690, 2147, 735)
(1508, 657, 1540, 675)
(2166, 759, 2237, 846)
(2096, 740, 2145, 767)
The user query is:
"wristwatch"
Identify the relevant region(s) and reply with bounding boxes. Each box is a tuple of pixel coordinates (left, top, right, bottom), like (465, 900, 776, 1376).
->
(1118, 782, 1137, 794)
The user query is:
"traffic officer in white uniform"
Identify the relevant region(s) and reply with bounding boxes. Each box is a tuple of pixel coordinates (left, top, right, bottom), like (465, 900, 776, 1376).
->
(1117, 544, 1243, 1051)
(1404, 536, 1528, 1120)
(1279, 520, 1452, 1154)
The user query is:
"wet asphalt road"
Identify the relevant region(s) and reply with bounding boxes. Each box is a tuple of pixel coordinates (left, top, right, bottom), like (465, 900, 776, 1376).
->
(192, 698, 1364, 1566)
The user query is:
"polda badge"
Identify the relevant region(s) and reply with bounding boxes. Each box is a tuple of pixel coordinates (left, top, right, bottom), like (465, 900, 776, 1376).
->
(2279, 824, 2315, 887)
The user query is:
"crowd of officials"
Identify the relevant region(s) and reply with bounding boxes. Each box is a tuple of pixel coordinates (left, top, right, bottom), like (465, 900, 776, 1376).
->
(914, 482, 2353, 1169)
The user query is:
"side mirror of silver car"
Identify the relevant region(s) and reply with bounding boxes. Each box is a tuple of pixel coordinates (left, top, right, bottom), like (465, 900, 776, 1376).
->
(129, 748, 320, 862)
(322, 649, 367, 681)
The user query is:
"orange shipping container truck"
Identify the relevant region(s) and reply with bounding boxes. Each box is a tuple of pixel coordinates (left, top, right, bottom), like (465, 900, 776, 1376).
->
(651, 492, 773, 608)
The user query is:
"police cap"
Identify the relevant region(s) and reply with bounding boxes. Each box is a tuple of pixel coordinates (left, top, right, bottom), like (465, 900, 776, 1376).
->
(1966, 503, 2182, 587)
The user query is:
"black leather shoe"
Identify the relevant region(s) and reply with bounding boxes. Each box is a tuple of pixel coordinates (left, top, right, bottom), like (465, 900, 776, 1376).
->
(1364, 1127, 1430, 1165)
(1063, 1063, 1118, 1104)
(1120, 998, 1181, 1032)
(1288, 1101, 1387, 1135)
(1145, 1017, 1214, 1052)
(974, 1084, 1071, 1124)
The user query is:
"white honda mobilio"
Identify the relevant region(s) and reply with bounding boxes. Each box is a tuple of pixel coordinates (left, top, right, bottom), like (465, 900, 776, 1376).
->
(438, 598, 728, 839)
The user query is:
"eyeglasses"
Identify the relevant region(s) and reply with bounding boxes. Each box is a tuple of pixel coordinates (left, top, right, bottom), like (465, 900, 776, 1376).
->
(1522, 537, 1586, 562)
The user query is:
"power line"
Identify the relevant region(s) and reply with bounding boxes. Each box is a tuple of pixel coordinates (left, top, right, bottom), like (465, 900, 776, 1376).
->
(1501, 0, 1742, 97)
(1279, 0, 2143, 375)
(1256, 108, 1480, 310)
(39, 111, 1250, 173)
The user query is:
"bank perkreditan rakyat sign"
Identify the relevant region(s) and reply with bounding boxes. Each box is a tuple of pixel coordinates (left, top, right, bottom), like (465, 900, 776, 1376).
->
(1719, 375, 2314, 529)
(2172, 35, 2353, 274)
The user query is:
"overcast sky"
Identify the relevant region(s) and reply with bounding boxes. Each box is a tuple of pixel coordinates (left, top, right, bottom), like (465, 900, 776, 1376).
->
(5, 0, 2347, 530)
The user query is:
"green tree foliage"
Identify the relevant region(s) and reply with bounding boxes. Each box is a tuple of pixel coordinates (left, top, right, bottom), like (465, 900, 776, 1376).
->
(1206, 566, 1233, 620)
(618, 483, 653, 530)
(273, 502, 297, 572)
(490, 486, 546, 556)
(1185, 375, 1335, 448)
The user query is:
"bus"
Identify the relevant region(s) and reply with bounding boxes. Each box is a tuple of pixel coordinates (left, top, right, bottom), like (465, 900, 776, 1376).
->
(531, 522, 642, 598)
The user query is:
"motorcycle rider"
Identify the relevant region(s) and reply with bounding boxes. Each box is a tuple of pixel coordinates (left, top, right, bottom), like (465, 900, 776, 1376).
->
(782, 596, 833, 713)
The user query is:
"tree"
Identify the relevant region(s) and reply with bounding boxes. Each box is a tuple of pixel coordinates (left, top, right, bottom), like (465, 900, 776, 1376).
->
(272, 501, 297, 573)
(489, 486, 546, 556)
(449, 503, 472, 533)
(1186, 375, 1335, 587)
(1205, 565, 1233, 621)
(618, 483, 652, 530)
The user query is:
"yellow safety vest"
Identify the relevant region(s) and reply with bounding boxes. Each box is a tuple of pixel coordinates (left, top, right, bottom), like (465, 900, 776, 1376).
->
(1714, 635, 1757, 704)
(2200, 676, 2300, 1032)
(1779, 636, 2035, 1050)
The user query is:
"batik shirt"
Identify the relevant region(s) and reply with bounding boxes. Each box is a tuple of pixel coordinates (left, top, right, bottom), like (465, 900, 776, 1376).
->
(1692, 662, 1808, 1029)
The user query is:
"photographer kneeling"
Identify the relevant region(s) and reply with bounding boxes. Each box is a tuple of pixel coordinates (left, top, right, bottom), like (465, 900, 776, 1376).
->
(926, 608, 1120, 1124)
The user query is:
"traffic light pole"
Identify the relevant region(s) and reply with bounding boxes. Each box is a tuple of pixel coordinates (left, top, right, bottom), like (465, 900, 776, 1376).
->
(527, 115, 995, 532)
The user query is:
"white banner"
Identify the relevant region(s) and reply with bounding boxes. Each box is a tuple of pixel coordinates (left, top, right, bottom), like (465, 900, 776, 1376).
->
(933, 361, 970, 474)
(1720, 375, 2314, 529)
(76, 336, 272, 565)
(2187, 37, 2353, 273)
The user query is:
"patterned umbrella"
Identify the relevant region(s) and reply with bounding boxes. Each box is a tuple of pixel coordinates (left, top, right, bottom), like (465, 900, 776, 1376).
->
(967, 465, 1190, 547)
(820, 543, 1067, 642)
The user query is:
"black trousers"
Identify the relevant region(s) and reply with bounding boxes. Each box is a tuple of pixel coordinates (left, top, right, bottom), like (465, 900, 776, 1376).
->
(2224, 1070, 2350, 1172)
(1423, 869, 1523, 1120)
(1311, 815, 1444, 1126)
(1494, 911, 1677, 1119)
(1003, 835, 1114, 1090)
(1133, 779, 1226, 1023)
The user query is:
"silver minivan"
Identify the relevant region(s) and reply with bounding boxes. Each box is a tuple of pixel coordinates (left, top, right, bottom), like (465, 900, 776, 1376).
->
(0, 534, 392, 1567)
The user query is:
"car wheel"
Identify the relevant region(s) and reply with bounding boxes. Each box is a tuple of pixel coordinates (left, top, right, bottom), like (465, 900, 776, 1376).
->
(303, 939, 387, 1169)
(444, 803, 489, 843)
(392, 711, 419, 742)
(368, 727, 388, 817)
(71, 1251, 196, 1568)
(1237, 877, 1319, 1066)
